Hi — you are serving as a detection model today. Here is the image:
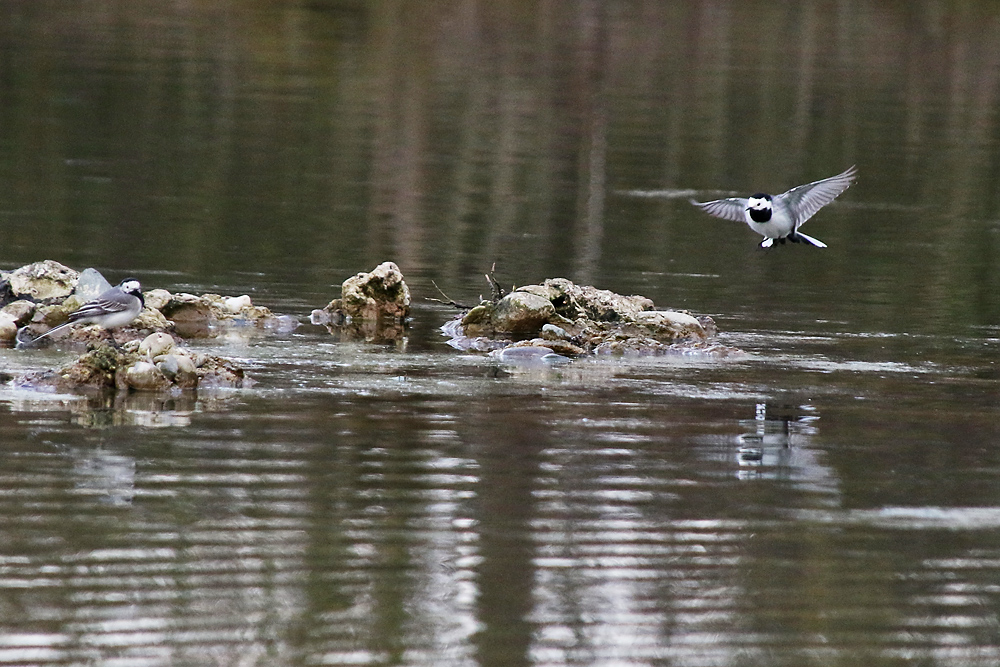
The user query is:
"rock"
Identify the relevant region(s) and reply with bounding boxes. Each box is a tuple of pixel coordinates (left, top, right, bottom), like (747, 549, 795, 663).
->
(155, 291, 276, 337)
(528, 278, 655, 322)
(125, 361, 172, 391)
(56, 345, 125, 391)
(321, 261, 410, 322)
(264, 314, 301, 333)
(138, 332, 174, 357)
(1, 300, 36, 325)
(313, 262, 411, 342)
(224, 295, 252, 313)
(309, 309, 332, 326)
(633, 310, 707, 341)
(13, 316, 250, 392)
(159, 293, 214, 323)
(74, 269, 112, 301)
(142, 289, 172, 312)
(195, 356, 248, 389)
(7, 260, 78, 301)
(155, 354, 180, 379)
(170, 353, 199, 388)
(0, 313, 17, 343)
(447, 276, 732, 358)
(492, 292, 556, 334)
(153, 348, 199, 389)
(15, 337, 251, 394)
(0, 301, 35, 342)
(459, 303, 495, 337)
(2, 261, 284, 346)
(541, 323, 570, 341)
(32, 300, 82, 329)
(525, 338, 587, 357)
(131, 307, 173, 334)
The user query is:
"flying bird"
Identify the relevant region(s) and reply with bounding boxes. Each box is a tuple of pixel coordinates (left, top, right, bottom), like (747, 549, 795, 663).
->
(690, 166, 857, 248)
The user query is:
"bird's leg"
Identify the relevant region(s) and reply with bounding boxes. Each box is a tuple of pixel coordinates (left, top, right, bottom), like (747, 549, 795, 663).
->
(104, 329, 123, 351)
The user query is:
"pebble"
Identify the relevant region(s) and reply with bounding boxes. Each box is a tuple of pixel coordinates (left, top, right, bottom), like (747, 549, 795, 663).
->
(224, 295, 252, 314)
(139, 332, 175, 358)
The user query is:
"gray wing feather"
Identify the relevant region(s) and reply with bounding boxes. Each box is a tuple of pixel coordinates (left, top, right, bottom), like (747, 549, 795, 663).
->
(68, 291, 133, 321)
(778, 165, 857, 227)
(690, 197, 748, 223)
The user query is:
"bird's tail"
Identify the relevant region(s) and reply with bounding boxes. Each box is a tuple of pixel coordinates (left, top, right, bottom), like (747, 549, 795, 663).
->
(15, 322, 71, 349)
(790, 231, 827, 248)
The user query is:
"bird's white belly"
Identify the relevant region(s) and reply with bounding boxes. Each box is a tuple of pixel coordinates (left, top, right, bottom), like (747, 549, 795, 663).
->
(89, 310, 138, 329)
(744, 213, 794, 239)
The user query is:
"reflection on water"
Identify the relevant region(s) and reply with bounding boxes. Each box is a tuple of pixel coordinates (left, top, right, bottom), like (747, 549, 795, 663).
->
(0, 0, 999, 665)
(71, 446, 136, 507)
(736, 402, 820, 479)
(1, 386, 245, 429)
(2, 339, 999, 665)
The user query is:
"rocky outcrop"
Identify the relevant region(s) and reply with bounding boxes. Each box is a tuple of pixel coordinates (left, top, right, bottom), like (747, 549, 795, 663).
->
(5, 260, 78, 302)
(0, 262, 287, 346)
(311, 261, 410, 342)
(15, 333, 250, 393)
(148, 290, 282, 338)
(445, 277, 738, 358)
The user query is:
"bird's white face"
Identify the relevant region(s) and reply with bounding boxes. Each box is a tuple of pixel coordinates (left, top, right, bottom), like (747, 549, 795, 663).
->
(746, 195, 772, 212)
(119, 279, 142, 295)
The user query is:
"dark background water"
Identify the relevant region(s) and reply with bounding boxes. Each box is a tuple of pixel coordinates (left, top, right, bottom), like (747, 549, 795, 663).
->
(1, 1, 999, 665)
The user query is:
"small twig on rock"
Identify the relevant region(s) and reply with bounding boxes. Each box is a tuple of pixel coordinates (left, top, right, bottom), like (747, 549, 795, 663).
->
(485, 262, 506, 301)
(427, 280, 476, 310)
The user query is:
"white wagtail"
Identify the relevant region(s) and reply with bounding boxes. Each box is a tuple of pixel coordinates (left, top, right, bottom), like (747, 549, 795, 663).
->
(27, 278, 145, 346)
(690, 166, 857, 248)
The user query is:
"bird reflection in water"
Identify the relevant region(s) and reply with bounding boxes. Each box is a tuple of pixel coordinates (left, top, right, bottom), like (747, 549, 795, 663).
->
(71, 446, 136, 507)
(736, 402, 820, 480)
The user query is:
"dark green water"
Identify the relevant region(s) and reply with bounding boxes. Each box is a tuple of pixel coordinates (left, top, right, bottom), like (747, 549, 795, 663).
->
(1, 2, 999, 665)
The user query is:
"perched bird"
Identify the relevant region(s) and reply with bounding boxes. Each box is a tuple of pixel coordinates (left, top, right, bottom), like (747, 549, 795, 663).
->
(25, 278, 144, 347)
(690, 166, 857, 248)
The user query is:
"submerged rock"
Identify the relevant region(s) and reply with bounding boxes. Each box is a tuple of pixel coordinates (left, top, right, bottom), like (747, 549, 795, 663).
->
(445, 276, 738, 358)
(490, 345, 572, 366)
(313, 261, 410, 343)
(15, 333, 250, 394)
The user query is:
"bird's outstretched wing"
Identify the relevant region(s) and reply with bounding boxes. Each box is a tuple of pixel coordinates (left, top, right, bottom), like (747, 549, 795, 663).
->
(779, 165, 857, 227)
(689, 197, 748, 223)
